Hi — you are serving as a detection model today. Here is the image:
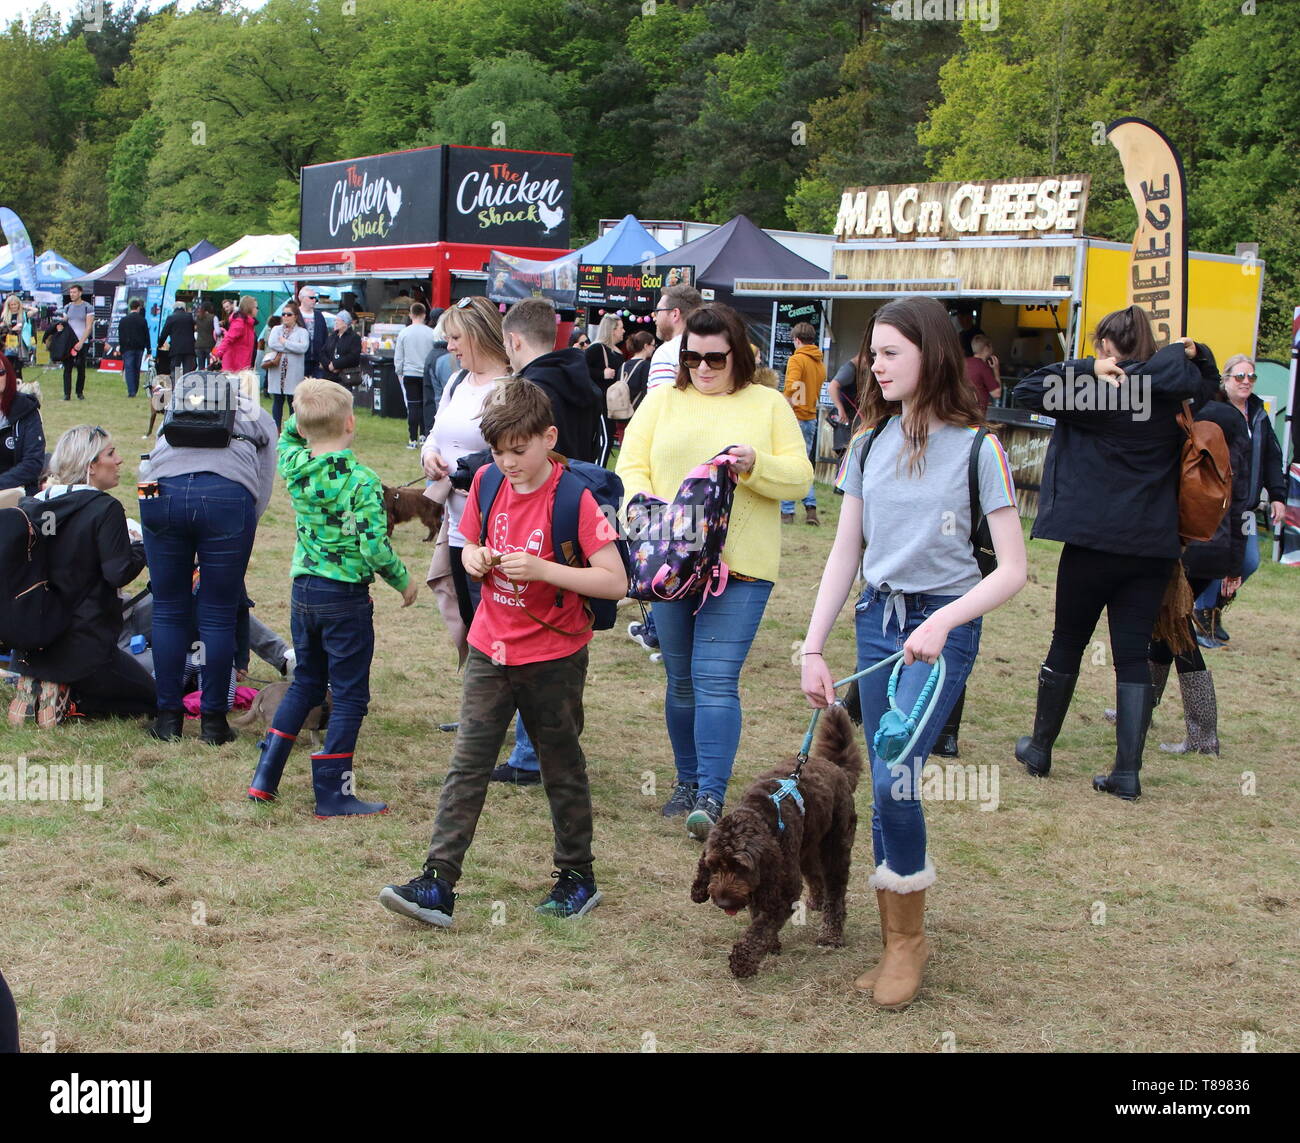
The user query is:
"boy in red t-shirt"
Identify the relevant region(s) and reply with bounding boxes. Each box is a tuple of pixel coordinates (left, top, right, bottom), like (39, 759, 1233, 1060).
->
(380, 380, 626, 926)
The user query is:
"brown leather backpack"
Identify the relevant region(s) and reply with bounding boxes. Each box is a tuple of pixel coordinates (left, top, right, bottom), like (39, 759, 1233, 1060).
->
(1175, 400, 1232, 543)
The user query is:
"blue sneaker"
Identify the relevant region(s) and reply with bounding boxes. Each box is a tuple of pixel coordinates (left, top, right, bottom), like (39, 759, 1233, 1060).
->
(627, 621, 659, 650)
(535, 869, 602, 918)
(379, 872, 456, 928)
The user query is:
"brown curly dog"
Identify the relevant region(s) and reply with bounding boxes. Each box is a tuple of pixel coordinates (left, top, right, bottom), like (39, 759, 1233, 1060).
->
(690, 703, 862, 978)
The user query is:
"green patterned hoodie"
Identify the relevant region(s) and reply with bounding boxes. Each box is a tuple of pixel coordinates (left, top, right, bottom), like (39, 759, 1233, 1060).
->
(278, 416, 409, 591)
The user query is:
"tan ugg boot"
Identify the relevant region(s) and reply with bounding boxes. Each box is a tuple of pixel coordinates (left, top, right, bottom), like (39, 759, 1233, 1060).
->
(853, 889, 889, 992)
(871, 889, 929, 1009)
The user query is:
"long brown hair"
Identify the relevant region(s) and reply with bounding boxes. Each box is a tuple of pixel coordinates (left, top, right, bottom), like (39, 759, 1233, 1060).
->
(856, 297, 982, 476)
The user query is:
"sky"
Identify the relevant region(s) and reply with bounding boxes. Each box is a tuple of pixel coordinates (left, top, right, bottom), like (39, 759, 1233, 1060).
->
(0, 0, 270, 26)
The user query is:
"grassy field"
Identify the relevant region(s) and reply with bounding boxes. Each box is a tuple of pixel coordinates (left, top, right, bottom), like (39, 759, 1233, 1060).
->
(2, 366, 1297, 1053)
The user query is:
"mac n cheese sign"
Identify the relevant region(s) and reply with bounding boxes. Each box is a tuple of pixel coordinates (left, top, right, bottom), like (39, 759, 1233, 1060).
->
(835, 175, 1090, 241)
(300, 145, 573, 251)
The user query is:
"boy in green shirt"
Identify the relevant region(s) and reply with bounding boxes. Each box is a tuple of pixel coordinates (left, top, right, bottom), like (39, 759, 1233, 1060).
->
(247, 379, 418, 815)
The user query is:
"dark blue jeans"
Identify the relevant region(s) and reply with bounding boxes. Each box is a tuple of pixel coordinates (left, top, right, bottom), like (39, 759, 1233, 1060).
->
(271, 575, 374, 758)
(123, 349, 143, 397)
(140, 473, 257, 712)
(855, 586, 981, 878)
(653, 577, 774, 802)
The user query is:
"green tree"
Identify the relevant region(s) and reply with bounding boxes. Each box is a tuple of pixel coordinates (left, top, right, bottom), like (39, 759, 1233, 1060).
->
(105, 113, 162, 255)
(44, 134, 113, 267)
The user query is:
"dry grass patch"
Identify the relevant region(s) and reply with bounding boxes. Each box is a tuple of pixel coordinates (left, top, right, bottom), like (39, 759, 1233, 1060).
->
(2, 368, 1297, 1052)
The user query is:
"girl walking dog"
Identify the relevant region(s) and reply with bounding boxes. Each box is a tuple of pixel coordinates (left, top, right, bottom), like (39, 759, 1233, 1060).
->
(801, 298, 1026, 1009)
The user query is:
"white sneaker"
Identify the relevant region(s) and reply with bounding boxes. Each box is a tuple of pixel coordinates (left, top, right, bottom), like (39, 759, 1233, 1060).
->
(283, 649, 297, 677)
(649, 652, 662, 664)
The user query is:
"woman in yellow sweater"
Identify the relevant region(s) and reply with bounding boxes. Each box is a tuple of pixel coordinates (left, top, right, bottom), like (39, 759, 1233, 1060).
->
(617, 304, 814, 838)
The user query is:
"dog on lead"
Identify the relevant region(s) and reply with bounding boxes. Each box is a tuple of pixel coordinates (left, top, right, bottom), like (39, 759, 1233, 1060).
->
(382, 484, 444, 542)
(690, 703, 862, 979)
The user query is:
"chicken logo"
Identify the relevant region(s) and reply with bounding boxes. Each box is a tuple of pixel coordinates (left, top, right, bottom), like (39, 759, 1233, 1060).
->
(385, 182, 402, 223)
(538, 202, 565, 235)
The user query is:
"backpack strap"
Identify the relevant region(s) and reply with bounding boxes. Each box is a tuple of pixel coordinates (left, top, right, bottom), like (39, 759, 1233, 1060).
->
(968, 425, 988, 536)
(857, 416, 893, 478)
(476, 463, 507, 546)
(447, 369, 469, 405)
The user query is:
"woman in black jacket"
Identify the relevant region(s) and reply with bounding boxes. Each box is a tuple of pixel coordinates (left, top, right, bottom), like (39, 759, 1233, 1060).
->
(1010, 305, 1218, 800)
(322, 310, 362, 384)
(7, 425, 153, 728)
(1191, 355, 1288, 645)
(1145, 394, 1253, 756)
(0, 355, 45, 497)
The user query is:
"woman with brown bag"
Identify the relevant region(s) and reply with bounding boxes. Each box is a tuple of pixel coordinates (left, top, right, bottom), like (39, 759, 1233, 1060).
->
(1010, 306, 1219, 800)
(266, 301, 309, 430)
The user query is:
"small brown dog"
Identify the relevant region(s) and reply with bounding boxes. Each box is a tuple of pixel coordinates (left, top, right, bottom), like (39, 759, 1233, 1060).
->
(691, 703, 862, 978)
(383, 484, 443, 541)
(229, 681, 331, 747)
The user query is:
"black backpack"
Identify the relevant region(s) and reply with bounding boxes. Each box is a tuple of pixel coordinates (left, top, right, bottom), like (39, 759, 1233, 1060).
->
(857, 418, 997, 577)
(163, 371, 253, 448)
(0, 501, 74, 650)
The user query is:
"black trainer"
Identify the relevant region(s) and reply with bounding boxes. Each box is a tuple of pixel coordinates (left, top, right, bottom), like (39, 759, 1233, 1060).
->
(535, 869, 602, 918)
(661, 781, 697, 818)
(490, 762, 541, 786)
(379, 873, 456, 928)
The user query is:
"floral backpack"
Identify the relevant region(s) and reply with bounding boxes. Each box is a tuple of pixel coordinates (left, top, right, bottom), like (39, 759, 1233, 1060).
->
(626, 447, 740, 610)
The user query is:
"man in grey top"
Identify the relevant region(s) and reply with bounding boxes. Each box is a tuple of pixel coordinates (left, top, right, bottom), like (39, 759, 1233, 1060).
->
(62, 283, 94, 401)
(394, 302, 438, 448)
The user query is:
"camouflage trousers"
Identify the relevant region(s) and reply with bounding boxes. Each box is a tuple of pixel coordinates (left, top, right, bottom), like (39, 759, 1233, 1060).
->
(424, 646, 593, 886)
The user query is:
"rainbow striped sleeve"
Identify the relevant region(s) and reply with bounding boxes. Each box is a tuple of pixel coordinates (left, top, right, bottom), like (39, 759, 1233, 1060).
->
(975, 428, 1017, 510)
(835, 426, 871, 492)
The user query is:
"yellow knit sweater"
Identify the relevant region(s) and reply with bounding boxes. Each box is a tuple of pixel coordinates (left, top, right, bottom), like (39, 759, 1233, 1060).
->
(615, 381, 815, 582)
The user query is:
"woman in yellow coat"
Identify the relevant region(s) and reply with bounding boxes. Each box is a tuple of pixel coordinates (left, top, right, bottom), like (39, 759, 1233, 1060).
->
(616, 303, 814, 839)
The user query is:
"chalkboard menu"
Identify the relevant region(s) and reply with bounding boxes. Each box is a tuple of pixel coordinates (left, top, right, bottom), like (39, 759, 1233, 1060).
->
(769, 300, 824, 379)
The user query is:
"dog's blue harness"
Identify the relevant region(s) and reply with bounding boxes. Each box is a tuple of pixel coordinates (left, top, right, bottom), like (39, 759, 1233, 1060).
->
(774, 651, 948, 830)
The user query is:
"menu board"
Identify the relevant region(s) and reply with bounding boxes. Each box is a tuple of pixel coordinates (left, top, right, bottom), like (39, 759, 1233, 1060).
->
(769, 300, 824, 380)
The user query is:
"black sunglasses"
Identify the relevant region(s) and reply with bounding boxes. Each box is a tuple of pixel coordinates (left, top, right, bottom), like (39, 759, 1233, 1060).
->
(680, 349, 732, 370)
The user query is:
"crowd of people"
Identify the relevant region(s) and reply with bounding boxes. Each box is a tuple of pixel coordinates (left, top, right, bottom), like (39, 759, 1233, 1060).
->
(1, 276, 1288, 1010)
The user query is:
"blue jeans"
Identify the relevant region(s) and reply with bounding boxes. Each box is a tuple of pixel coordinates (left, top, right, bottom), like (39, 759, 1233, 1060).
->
(140, 473, 257, 712)
(463, 555, 539, 771)
(854, 586, 981, 877)
(780, 417, 818, 514)
(654, 577, 774, 802)
(1194, 533, 1263, 609)
(271, 393, 293, 431)
(123, 349, 143, 397)
(271, 575, 374, 757)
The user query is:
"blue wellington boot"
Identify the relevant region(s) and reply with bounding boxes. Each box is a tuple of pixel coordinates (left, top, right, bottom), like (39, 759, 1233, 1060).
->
(248, 728, 297, 801)
(311, 752, 388, 818)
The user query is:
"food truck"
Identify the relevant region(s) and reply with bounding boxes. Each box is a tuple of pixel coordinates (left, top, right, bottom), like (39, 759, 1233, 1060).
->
(734, 174, 1264, 516)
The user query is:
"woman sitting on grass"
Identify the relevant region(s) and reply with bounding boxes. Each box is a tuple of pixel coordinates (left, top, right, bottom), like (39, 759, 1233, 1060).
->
(8, 425, 154, 728)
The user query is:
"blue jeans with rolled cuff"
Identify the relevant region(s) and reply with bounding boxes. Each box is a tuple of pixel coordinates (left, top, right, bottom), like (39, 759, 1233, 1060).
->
(653, 576, 774, 803)
(780, 417, 819, 514)
(271, 575, 374, 758)
(140, 473, 257, 713)
(854, 585, 981, 883)
(1194, 533, 1262, 610)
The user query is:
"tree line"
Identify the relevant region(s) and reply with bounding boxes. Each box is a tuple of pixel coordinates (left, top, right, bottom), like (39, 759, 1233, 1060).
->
(4, 0, 1295, 357)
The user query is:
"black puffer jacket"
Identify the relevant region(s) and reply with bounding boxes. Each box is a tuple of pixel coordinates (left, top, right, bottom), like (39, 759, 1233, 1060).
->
(520, 348, 602, 463)
(0, 393, 45, 495)
(14, 488, 146, 682)
(1013, 341, 1219, 559)
(1182, 400, 1253, 580)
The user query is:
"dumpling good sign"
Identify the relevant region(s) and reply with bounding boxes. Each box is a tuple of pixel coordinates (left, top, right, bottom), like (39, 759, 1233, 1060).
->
(835, 176, 1089, 241)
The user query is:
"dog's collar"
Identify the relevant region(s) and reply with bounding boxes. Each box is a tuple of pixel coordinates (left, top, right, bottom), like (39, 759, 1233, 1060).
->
(769, 777, 804, 832)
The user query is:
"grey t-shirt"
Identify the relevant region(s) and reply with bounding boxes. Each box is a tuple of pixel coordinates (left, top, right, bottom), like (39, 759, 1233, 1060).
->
(65, 301, 93, 341)
(838, 418, 1016, 596)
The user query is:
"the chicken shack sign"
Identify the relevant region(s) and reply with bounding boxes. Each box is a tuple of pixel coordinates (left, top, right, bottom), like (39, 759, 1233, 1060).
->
(300, 145, 573, 251)
(835, 175, 1090, 241)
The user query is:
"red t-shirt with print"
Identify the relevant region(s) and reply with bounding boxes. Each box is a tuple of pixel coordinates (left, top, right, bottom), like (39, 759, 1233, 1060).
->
(460, 459, 619, 666)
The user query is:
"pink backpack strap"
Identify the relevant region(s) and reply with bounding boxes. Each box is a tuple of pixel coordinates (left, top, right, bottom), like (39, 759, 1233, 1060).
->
(692, 560, 730, 614)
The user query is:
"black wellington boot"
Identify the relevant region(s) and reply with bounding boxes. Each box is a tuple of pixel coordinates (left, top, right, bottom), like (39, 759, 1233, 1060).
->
(199, 710, 238, 746)
(248, 729, 296, 801)
(1093, 682, 1154, 801)
(148, 709, 185, 742)
(1015, 665, 1077, 776)
(932, 686, 965, 757)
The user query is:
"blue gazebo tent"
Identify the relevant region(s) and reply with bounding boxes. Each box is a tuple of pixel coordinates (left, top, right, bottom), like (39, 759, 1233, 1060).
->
(574, 215, 667, 264)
